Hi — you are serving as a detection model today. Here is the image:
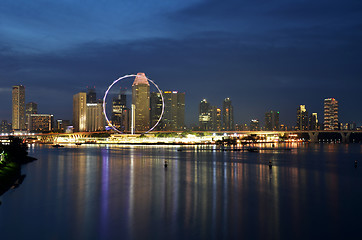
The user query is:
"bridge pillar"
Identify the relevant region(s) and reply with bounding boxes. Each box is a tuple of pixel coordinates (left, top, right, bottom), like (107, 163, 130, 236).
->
(308, 132, 319, 143)
(340, 132, 351, 143)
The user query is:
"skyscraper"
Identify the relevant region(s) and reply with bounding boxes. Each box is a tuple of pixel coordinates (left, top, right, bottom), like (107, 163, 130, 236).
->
(210, 106, 221, 131)
(73, 92, 87, 132)
(324, 98, 338, 130)
(309, 113, 319, 130)
(161, 91, 185, 131)
(112, 90, 129, 131)
(176, 92, 185, 130)
(12, 85, 26, 131)
(265, 111, 279, 131)
(199, 99, 211, 130)
(222, 98, 234, 131)
(296, 105, 309, 130)
(26, 102, 38, 130)
(86, 102, 105, 131)
(150, 92, 163, 130)
(132, 73, 150, 132)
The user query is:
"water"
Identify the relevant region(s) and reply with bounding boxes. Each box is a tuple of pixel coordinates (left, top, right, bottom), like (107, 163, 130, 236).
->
(0, 143, 361, 240)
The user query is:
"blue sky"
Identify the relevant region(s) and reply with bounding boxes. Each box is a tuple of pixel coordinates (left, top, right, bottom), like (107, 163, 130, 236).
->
(1, 0, 361, 126)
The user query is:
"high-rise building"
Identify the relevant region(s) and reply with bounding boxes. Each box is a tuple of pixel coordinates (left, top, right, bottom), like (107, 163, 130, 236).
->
(87, 87, 97, 103)
(250, 119, 259, 131)
(73, 92, 87, 132)
(161, 91, 185, 131)
(29, 114, 54, 132)
(176, 92, 185, 130)
(0, 120, 12, 133)
(86, 102, 105, 131)
(265, 111, 279, 131)
(296, 105, 309, 130)
(112, 90, 129, 132)
(150, 92, 163, 130)
(26, 102, 38, 130)
(309, 113, 318, 130)
(12, 85, 26, 131)
(132, 73, 150, 132)
(210, 106, 221, 131)
(199, 99, 211, 130)
(324, 98, 338, 130)
(222, 98, 234, 131)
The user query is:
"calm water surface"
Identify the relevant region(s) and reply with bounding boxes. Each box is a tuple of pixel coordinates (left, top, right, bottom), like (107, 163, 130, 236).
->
(0, 143, 361, 240)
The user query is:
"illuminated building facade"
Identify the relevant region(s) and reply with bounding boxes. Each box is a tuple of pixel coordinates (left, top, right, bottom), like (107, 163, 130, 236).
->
(12, 85, 26, 131)
(324, 98, 338, 130)
(0, 120, 12, 133)
(265, 110, 279, 131)
(26, 102, 38, 130)
(73, 92, 87, 132)
(309, 113, 319, 130)
(162, 91, 185, 131)
(112, 90, 129, 132)
(29, 114, 54, 132)
(296, 105, 309, 130)
(210, 106, 221, 131)
(150, 92, 163, 131)
(199, 99, 211, 130)
(250, 119, 259, 131)
(86, 103, 105, 131)
(132, 73, 150, 132)
(222, 98, 234, 131)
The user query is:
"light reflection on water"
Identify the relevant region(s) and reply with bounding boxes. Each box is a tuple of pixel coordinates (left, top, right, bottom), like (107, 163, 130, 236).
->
(0, 143, 361, 240)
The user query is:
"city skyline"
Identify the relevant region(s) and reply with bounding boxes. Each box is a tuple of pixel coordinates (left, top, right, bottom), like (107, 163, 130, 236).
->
(0, 1, 361, 126)
(3, 83, 362, 131)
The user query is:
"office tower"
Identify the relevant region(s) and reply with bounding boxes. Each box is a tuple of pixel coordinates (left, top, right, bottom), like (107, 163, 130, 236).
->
(309, 113, 318, 130)
(73, 92, 87, 132)
(210, 106, 221, 131)
(112, 90, 129, 131)
(265, 110, 279, 131)
(12, 85, 26, 131)
(199, 99, 211, 130)
(86, 102, 105, 131)
(29, 114, 54, 132)
(26, 102, 38, 130)
(250, 119, 259, 131)
(150, 92, 163, 130)
(324, 98, 338, 130)
(132, 73, 150, 132)
(296, 105, 309, 130)
(176, 92, 185, 130)
(87, 87, 97, 103)
(222, 98, 234, 131)
(0, 120, 12, 133)
(161, 91, 185, 131)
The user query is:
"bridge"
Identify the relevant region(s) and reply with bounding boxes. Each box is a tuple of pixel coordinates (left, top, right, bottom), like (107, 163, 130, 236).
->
(206, 130, 359, 143)
(0, 130, 360, 144)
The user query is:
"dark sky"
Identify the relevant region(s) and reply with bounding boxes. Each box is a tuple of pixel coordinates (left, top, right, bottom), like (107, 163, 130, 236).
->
(1, 0, 361, 127)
